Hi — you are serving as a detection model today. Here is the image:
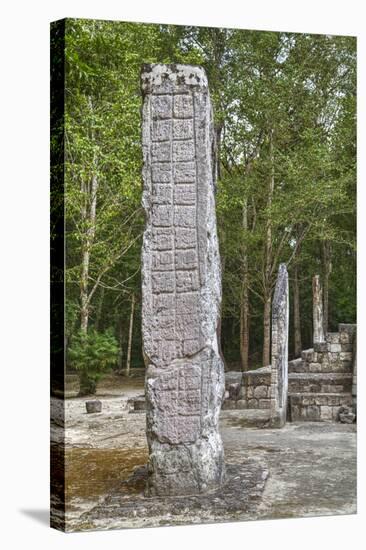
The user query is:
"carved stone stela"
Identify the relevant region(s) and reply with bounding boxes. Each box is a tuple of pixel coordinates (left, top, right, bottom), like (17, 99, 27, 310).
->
(141, 64, 225, 496)
(313, 274, 325, 344)
(270, 263, 289, 428)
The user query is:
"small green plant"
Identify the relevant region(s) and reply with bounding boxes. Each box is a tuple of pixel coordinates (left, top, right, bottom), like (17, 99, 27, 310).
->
(68, 328, 119, 396)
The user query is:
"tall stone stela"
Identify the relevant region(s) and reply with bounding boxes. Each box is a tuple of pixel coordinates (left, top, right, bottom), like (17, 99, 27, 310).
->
(269, 263, 289, 428)
(352, 333, 357, 413)
(312, 275, 325, 344)
(141, 64, 225, 496)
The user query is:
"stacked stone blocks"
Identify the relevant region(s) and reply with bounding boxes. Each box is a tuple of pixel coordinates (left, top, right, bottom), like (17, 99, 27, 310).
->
(288, 323, 356, 421)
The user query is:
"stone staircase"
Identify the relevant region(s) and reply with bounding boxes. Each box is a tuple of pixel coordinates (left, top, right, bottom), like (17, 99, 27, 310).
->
(288, 324, 356, 422)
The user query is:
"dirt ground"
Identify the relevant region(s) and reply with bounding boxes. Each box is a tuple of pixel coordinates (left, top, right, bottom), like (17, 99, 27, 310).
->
(51, 376, 356, 531)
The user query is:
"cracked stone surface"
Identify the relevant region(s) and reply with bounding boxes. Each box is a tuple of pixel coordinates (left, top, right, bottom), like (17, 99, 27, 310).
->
(141, 64, 225, 496)
(51, 388, 356, 531)
(76, 461, 268, 532)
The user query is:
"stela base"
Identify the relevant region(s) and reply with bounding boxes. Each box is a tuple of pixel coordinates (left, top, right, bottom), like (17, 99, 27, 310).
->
(66, 461, 268, 532)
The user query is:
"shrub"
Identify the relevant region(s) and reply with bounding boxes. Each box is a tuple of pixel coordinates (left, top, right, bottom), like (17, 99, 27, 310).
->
(68, 328, 119, 396)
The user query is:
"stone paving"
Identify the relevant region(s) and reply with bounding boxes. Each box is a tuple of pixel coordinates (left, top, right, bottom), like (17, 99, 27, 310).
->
(51, 379, 356, 531)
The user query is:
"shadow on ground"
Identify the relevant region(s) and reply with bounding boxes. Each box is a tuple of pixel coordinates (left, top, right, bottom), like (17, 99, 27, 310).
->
(19, 509, 49, 527)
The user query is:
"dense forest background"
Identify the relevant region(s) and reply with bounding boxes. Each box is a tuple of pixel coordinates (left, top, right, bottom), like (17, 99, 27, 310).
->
(59, 19, 356, 391)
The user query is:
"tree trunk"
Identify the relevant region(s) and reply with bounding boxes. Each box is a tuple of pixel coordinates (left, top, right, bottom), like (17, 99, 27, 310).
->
(322, 240, 331, 333)
(95, 286, 105, 331)
(79, 97, 99, 334)
(126, 293, 135, 377)
(80, 241, 90, 334)
(217, 239, 226, 369)
(118, 319, 124, 371)
(215, 123, 223, 181)
(79, 370, 97, 397)
(293, 263, 302, 357)
(263, 295, 271, 367)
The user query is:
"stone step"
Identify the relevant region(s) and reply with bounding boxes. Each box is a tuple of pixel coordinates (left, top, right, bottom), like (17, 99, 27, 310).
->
(288, 372, 352, 394)
(289, 392, 353, 422)
(288, 358, 304, 373)
(288, 356, 353, 374)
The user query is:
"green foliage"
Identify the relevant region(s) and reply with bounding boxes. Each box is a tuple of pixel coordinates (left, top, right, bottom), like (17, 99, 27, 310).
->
(68, 329, 119, 395)
(63, 19, 356, 371)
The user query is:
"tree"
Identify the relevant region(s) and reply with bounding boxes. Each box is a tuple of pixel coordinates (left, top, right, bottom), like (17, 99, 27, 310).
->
(63, 21, 356, 376)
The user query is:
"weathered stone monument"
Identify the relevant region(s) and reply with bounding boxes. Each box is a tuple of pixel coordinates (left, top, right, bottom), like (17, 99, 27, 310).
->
(312, 274, 325, 344)
(269, 263, 289, 428)
(352, 332, 357, 414)
(141, 64, 225, 496)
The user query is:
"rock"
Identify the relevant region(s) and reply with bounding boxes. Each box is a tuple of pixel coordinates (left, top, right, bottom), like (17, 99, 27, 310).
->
(253, 385, 268, 399)
(320, 406, 333, 421)
(340, 352, 352, 361)
(269, 264, 289, 428)
(338, 406, 355, 424)
(141, 64, 225, 496)
(85, 400, 102, 414)
(127, 395, 146, 413)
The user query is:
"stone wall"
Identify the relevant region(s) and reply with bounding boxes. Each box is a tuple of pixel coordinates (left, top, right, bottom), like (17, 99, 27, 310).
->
(223, 323, 356, 423)
(289, 393, 353, 422)
(222, 367, 271, 410)
(241, 367, 272, 409)
(222, 265, 288, 424)
(289, 324, 355, 375)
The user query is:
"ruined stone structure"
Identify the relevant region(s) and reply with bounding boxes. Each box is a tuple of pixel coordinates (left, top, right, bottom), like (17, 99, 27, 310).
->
(288, 324, 356, 421)
(222, 270, 356, 426)
(141, 64, 225, 496)
(269, 264, 289, 427)
(239, 366, 272, 410)
(223, 265, 289, 428)
(312, 275, 325, 344)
